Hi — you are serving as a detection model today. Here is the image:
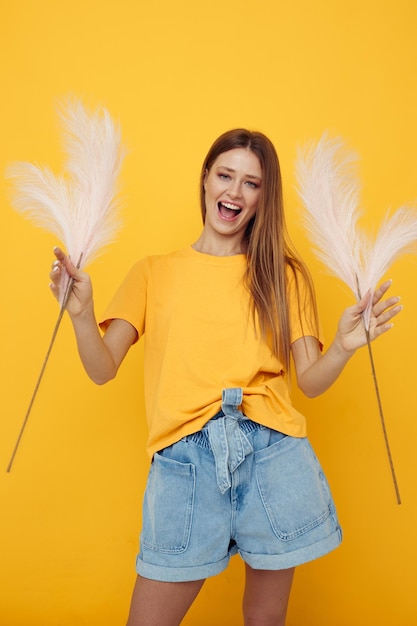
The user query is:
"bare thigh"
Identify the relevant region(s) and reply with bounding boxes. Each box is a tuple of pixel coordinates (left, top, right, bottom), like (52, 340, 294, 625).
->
(126, 575, 205, 626)
(243, 564, 295, 626)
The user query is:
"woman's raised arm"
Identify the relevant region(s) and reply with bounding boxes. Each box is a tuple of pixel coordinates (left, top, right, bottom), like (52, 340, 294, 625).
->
(291, 280, 402, 398)
(50, 247, 137, 384)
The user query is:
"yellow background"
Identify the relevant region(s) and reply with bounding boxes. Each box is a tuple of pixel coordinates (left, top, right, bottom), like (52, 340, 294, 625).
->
(1, 0, 416, 624)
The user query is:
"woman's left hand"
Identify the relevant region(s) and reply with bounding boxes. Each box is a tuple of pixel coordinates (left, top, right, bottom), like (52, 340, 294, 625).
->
(337, 280, 402, 353)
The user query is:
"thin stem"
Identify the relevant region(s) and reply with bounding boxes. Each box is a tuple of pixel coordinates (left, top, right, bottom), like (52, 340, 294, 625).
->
(6, 255, 82, 473)
(364, 328, 401, 504)
(356, 277, 401, 504)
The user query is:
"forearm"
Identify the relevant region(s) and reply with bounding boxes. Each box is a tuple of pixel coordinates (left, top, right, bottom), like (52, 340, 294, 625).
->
(296, 337, 355, 398)
(294, 281, 402, 398)
(70, 306, 119, 385)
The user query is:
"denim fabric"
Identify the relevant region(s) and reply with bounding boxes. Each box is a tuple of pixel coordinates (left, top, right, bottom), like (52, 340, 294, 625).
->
(137, 388, 342, 582)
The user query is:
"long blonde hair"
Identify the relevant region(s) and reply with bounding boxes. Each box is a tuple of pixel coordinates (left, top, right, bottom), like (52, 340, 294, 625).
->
(200, 129, 318, 371)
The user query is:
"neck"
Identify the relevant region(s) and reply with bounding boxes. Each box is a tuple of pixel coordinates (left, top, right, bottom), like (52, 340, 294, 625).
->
(191, 239, 243, 256)
(192, 233, 245, 256)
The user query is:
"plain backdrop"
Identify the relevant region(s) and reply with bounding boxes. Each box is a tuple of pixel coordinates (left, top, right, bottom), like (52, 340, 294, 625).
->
(1, 1, 416, 624)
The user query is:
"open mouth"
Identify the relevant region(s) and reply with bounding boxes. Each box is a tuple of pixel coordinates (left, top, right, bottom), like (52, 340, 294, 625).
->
(218, 202, 242, 220)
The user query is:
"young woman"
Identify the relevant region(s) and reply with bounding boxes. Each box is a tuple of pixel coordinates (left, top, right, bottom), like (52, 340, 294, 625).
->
(50, 129, 401, 626)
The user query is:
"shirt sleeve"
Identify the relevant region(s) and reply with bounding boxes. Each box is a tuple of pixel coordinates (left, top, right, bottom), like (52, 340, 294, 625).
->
(287, 265, 324, 349)
(98, 257, 149, 341)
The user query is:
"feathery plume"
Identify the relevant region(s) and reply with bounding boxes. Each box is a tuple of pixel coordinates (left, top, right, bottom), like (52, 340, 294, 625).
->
(296, 134, 417, 328)
(5, 99, 125, 471)
(6, 98, 125, 304)
(296, 134, 417, 504)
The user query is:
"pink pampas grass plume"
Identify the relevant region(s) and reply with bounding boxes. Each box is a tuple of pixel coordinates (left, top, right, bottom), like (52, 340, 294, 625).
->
(296, 134, 417, 504)
(5, 98, 126, 471)
(6, 98, 125, 305)
(296, 134, 417, 329)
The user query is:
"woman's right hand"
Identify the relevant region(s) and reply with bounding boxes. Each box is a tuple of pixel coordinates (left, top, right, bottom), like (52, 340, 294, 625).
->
(49, 246, 93, 318)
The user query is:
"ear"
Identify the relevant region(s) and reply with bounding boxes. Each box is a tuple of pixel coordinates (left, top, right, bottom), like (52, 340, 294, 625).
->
(203, 168, 208, 190)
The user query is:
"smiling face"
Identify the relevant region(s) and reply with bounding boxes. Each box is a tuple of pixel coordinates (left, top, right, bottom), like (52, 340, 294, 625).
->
(198, 148, 262, 254)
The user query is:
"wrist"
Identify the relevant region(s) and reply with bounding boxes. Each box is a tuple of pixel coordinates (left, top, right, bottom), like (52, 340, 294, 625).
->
(332, 332, 357, 360)
(68, 300, 95, 323)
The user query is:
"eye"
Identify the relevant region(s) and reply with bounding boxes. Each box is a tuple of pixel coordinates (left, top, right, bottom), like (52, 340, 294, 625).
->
(218, 173, 231, 180)
(245, 180, 259, 189)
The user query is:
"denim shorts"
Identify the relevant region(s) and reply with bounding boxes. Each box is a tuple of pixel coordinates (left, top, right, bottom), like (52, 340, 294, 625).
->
(137, 388, 342, 582)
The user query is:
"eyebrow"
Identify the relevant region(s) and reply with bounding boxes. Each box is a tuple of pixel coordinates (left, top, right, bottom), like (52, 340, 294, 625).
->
(216, 166, 262, 181)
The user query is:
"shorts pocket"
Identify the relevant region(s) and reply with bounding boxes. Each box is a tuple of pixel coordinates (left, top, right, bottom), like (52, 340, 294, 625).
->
(141, 451, 196, 554)
(255, 436, 332, 541)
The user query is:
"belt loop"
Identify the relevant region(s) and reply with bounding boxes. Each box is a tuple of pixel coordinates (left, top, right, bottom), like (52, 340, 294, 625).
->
(221, 387, 243, 408)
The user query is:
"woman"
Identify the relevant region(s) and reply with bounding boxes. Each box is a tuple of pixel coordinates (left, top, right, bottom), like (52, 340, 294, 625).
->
(50, 129, 401, 626)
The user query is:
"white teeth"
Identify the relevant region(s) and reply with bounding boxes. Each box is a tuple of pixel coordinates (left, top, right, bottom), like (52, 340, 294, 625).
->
(221, 202, 241, 211)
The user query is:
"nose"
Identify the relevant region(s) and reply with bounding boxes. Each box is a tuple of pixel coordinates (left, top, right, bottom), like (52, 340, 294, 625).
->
(228, 180, 242, 199)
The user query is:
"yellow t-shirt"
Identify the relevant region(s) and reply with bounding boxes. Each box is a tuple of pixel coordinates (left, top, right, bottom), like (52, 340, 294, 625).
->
(100, 246, 320, 457)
